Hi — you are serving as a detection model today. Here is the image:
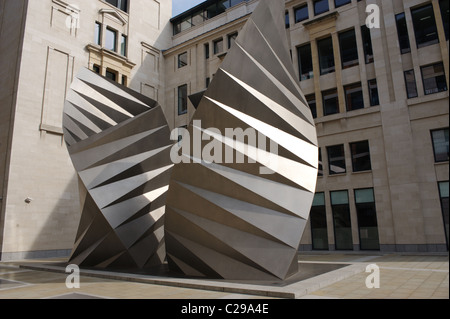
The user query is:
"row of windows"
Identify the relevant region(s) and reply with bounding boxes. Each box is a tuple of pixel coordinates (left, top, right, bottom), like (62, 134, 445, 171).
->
(92, 65, 127, 86)
(173, 0, 248, 35)
(404, 62, 447, 98)
(310, 188, 380, 250)
(318, 140, 371, 177)
(395, 1, 449, 55)
(94, 22, 127, 57)
(305, 79, 379, 119)
(288, 0, 353, 28)
(297, 25, 373, 81)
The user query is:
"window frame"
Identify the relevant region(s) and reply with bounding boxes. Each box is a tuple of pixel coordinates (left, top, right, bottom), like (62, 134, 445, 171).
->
(178, 52, 188, 69)
(294, 4, 309, 23)
(404, 69, 418, 99)
(317, 36, 335, 75)
(431, 128, 450, 163)
(298, 43, 314, 81)
(327, 144, 346, 175)
(421, 62, 448, 95)
(395, 12, 411, 54)
(213, 38, 224, 55)
(322, 88, 339, 116)
(178, 84, 188, 116)
(105, 27, 117, 52)
(350, 140, 372, 173)
(313, 0, 329, 16)
(339, 28, 359, 69)
(411, 4, 439, 49)
(344, 82, 364, 111)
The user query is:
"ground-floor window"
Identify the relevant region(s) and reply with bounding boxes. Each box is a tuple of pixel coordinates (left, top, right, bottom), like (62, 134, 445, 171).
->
(439, 181, 449, 249)
(331, 190, 353, 250)
(310, 193, 328, 250)
(354, 188, 380, 250)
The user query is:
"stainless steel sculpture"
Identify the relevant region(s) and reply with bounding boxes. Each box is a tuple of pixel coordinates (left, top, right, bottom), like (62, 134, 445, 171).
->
(63, 68, 173, 269)
(164, 0, 318, 280)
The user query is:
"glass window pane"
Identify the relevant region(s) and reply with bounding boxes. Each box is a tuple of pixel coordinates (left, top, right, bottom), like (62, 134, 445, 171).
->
(105, 28, 117, 51)
(322, 89, 339, 116)
(178, 52, 188, 68)
(294, 4, 309, 23)
(306, 94, 317, 119)
(351, 140, 372, 172)
(335, 0, 351, 8)
(361, 25, 374, 64)
(439, 181, 449, 198)
(192, 11, 205, 26)
(298, 43, 313, 81)
(339, 29, 359, 69)
(228, 33, 238, 49)
(439, 181, 449, 248)
(404, 69, 418, 98)
(421, 63, 448, 95)
(345, 82, 364, 111)
(120, 35, 127, 56)
(368, 79, 380, 106)
(355, 188, 380, 250)
(395, 13, 411, 54)
(318, 37, 335, 75)
(311, 193, 328, 250)
(214, 38, 223, 54)
(95, 22, 101, 45)
(440, 0, 449, 40)
(105, 69, 116, 82)
(331, 190, 353, 250)
(432, 129, 449, 162)
(314, 0, 329, 15)
(411, 4, 439, 48)
(205, 43, 210, 59)
(318, 148, 323, 177)
(178, 84, 188, 115)
(328, 145, 346, 175)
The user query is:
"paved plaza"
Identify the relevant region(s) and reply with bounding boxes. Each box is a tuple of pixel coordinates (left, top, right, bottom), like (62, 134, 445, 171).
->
(0, 253, 447, 300)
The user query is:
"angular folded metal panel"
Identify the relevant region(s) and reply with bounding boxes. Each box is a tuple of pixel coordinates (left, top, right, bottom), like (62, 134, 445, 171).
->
(165, 0, 318, 280)
(64, 68, 173, 269)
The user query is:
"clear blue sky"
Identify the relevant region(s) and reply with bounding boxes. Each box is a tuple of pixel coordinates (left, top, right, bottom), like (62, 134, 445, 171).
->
(172, 0, 205, 17)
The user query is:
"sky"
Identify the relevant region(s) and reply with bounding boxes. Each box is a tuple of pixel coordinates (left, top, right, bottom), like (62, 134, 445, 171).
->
(172, 0, 205, 17)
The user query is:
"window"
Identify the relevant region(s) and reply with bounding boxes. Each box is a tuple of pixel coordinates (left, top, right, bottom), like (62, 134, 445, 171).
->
(294, 4, 308, 23)
(339, 29, 359, 69)
(354, 188, 380, 250)
(335, 0, 351, 8)
(440, 0, 449, 40)
(105, 27, 117, 52)
(322, 89, 339, 116)
(121, 75, 127, 86)
(368, 79, 380, 106)
(421, 62, 448, 95)
(404, 69, 418, 98)
(327, 144, 346, 175)
(395, 13, 411, 54)
(192, 11, 205, 26)
(95, 22, 102, 45)
(306, 94, 317, 119)
(350, 140, 372, 172)
(318, 36, 335, 75)
(206, 77, 210, 88)
(331, 190, 353, 250)
(310, 193, 329, 250)
(298, 43, 313, 81)
(178, 84, 188, 115)
(361, 25, 374, 64)
(228, 32, 238, 49)
(411, 4, 439, 48)
(285, 11, 290, 28)
(120, 35, 127, 56)
(205, 43, 210, 60)
(314, 0, 329, 15)
(344, 83, 364, 111)
(318, 147, 323, 177)
(213, 38, 224, 54)
(93, 65, 100, 74)
(438, 181, 449, 249)
(105, 0, 128, 13)
(431, 128, 449, 162)
(178, 52, 188, 68)
(105, 69, 117, 82)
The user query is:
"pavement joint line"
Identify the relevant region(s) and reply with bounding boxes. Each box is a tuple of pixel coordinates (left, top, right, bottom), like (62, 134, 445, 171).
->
(379, 266, 449, 273)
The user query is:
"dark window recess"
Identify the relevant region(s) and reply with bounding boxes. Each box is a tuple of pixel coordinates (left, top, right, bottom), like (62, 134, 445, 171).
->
(411, 4, 439, 48)
(322, 89, 339, 116)
(310, 193, 329, 250)
(395, 13, 411, 54)
(421, 62, 448, 95)
(368, 79, 380, 106)
(318, 147, 323, 177)
(314, 0, 329, 15)
(298, 43, 313, 81)
(404, 69, 418, 99)
(431, 128, 449, 163)
(105, 69, 117, 82)
(331, 191, 353, 250)
(95, 22, 101, 45)
(213, 38, 224, 54)
(355, 188, 380, 250)
(318, 36, 335, 75)
(178, 52, 188, 68)
(350, 140, 372, 172)
(228, 33, 238, 49)
(339, 29, 359, 69)
(120, 35, 127, 57)
(335, 0, 351, 8)
(93, 65, 100, 74)
(361, 25, 374, 64)
(306, 94, 317, 119)
(294, 4, 309, 23)
(205, 43, 210, 59)
(178, 84, 188, 115)
(285, 11, 290, 28)
(438, 181, 449, 249)
(327, 144, 346, 175)
(439, 0, 449, 40)
(344, 82, 364, 111)
(105, 0, 128, 13)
